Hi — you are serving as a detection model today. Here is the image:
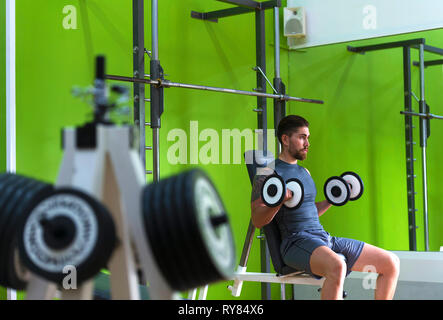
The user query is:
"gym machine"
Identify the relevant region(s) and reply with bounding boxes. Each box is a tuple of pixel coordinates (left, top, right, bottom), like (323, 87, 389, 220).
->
(0, 56, 236, 300)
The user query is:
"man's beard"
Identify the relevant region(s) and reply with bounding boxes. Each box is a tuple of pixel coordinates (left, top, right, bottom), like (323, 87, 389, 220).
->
(289, 146, 307, 161)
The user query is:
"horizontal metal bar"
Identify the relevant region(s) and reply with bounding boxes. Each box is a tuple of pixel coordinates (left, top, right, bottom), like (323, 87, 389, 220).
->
(145, 146, 153, 150)
(413, 59, 443, 67)
(191, 7, 251, 22)
(106, 74, 324, 104)
(261, 0, 281, 9)
(421, 44, 443, 56)
(349, 38, 443, 56)
(145, 122, 151, 126)
(191, 0, 279, 22)
(347, 38, 425, 53)
(400, 111, 443, 120)
(348, 39, 425, 53)
(217, 0, 260, 9)
(146, 170, 153, 174)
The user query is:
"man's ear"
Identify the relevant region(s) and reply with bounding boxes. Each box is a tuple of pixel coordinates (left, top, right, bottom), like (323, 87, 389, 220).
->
(281, 134, 289, 147)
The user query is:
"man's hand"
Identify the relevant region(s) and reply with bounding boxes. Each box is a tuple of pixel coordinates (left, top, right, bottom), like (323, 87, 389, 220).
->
(283, 188, 293, 204)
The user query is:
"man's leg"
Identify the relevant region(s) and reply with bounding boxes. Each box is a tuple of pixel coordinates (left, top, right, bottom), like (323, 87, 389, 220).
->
(351, 243, 400, 300)
(310, 246, 347, 300)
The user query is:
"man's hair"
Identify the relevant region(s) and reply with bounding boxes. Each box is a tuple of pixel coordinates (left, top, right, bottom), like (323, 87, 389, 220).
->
(277, 115, 309, 145)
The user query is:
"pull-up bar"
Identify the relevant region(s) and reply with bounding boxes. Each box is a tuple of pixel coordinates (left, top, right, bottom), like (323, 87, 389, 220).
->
(106, 75, 324, 104)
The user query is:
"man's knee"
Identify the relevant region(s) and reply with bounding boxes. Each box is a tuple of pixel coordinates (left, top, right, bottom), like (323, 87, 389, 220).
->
(382, 252, 400, 277)
(325, 257, 347, 282)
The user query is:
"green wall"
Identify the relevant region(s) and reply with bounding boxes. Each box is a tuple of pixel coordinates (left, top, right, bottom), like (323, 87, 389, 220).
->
(2, 0, 443, 300)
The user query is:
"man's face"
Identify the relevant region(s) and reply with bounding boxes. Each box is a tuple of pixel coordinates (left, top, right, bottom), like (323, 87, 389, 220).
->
(282, 126, 310, 161)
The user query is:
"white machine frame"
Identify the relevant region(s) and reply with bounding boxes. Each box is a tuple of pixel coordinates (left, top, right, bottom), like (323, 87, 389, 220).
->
(24, 124, 178, 300)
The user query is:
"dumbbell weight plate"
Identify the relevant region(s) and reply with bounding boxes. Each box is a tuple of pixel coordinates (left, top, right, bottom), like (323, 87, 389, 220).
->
(283, 178, 304, 209)
(18, 188, 116, 285)
(261, 174, 285, 207)
(324, 176, 350, 206)
(341, 172, 364, 201)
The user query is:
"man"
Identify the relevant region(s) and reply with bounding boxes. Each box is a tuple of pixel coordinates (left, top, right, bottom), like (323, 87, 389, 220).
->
(250, 115, 400, 300)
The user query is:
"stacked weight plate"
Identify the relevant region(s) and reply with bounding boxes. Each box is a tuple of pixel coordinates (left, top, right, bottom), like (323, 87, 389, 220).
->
(0, 173, 54, 290)
(142, 169, 236, 292)
(17, 187, 117, 286)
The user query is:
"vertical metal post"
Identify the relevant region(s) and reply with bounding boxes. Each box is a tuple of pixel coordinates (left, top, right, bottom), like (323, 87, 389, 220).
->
(133, 0, 146, 174)
(272, 5, 285, 156)
(402, 46, 417, 251)
(255, 8, 271, 301)
(151, 0, 159, 61)
(6, 0, 17, 301)
(255, 9, 267, 153)
(150, 0, 163, 182)
(418, 44, 430, 251)
(273, 5, 290, 299)
(6, 0, 16, 174)
(273, 7, 280, 80)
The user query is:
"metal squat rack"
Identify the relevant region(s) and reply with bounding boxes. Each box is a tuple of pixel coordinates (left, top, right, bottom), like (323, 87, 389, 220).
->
(106, 0, 324, 300)
(348, 38, 443, 251)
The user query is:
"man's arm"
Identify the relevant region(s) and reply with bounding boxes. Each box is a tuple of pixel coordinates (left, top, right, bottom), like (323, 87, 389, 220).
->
(250, 173, 291, 228)
(304, 168, 332, 216)
(316, 200, 332, 217)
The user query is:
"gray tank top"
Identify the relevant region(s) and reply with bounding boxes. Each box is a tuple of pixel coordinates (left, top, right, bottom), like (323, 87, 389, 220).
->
(273, 159, 324, 239)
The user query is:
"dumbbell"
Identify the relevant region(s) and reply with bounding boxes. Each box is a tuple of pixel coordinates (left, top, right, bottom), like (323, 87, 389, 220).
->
(261, 173, 304, 209)
(324, 172, 364, 206)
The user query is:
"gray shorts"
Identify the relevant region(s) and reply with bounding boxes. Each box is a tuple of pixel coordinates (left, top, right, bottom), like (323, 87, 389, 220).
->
(281, 229, 365, 279)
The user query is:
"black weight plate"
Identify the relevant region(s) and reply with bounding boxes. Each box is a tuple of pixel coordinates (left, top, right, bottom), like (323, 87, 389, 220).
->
(4, 237, 28, 290)
(341, 171, 364, 201)
(184, 170, 222, 288)
(0, 176, 40, 289)
(261, 173, 285, 207)
(0, 174, 28, 250)
(71, 188, 117, 283)
(324, 176, 350, 206)
(158, 174, 195, 290)
(144, 178, 184, 290)
(0, 174, 30, 288)
(182, 170, 220, 288)
(202, 174, 236, 283)
(169, 170, 207, 290)
(0, 173, 14, 186)
(183, 169, 235, 286)
(197, 172, 236, 283)
(18, 188, 116, 286)
(170, 169, 212, 290)
(11, 180, 54, 288)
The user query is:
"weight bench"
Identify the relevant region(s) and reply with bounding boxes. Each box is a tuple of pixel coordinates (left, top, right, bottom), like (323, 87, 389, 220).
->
(228, 150, 346, 299)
